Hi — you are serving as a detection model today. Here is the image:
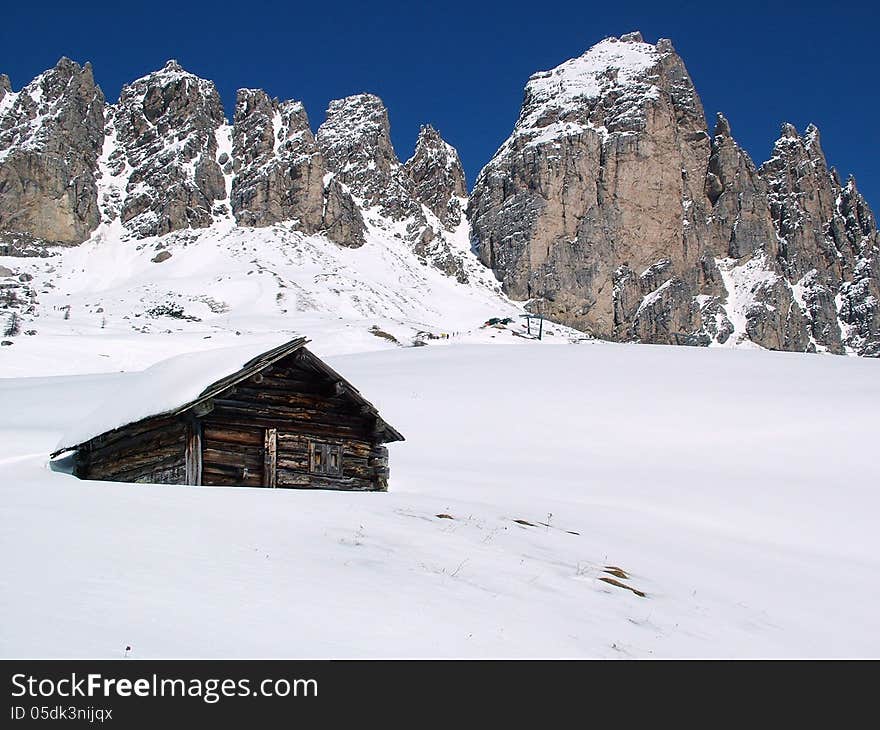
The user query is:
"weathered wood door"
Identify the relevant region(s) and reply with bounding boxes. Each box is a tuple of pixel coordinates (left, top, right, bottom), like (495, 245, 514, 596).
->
(200, 423, 267, 487)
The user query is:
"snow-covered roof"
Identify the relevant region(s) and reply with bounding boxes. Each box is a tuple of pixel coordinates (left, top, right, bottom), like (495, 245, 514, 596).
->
(54, 337, 403, 454)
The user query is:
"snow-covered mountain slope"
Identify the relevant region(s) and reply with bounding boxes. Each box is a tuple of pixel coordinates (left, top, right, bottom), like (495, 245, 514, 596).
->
(1, 342, 878, 657)
(0, 215, 591, 378)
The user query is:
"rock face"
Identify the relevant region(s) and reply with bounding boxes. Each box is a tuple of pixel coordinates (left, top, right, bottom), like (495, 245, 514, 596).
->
(316, 94, 472, 278)
(110, 61, 227, 237)
(230, 88, 368, 246)
(317, 94, 421, 222)
(405, 124, 467, 228)
(759, 125, 880, 355)
(835, 180, 880, 356)
(231, 89, 324, 231)
(0, 61, 473, 261)
(702, 114, 811, 352)
(0, 58, 105, 245)
(321, 177, 366, 246)
(469, 32, 880, 355)
(469, 34, 716, 341)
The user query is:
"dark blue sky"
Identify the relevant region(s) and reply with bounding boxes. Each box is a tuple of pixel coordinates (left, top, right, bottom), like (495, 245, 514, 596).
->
(3, 1, 878, 207)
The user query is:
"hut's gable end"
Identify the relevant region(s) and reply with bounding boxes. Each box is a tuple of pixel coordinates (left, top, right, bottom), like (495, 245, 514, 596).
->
(196, 351, 391, 491)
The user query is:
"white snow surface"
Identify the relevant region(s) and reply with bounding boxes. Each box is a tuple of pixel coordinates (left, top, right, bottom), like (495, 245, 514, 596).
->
(2, 336, 879, 658)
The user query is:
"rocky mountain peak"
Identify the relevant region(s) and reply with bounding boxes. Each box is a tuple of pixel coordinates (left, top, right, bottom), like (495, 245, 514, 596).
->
(512, 33, 666, 143)
(619, 30, 644, 43)
(51, 56, 80, 77)
(316, 93, 421, 223)
(752, 122, 880, 354)
(411, 123, 448, 151)
(757, 122, 879, 353)
(319, 94, 392, 146)
(779, 122, 799, 139)
(404, 124, 467, 228)
(317, 96, 473, 276)
(772, 122, 824, 165)
(316, 94, 400, 201)
(468, 32, 879, 356)
(0, 57, 105, 246)
(0, 58, 104, 150)
(759, 124, 834, 249)
(120, 61, 224, 129)
(231, 89, 314, 175)
(469, 32, 712, 341)
(110, 62, 226, 236)
(230, 87, 351, 242)
(713, 112, 732, 138)
(700, 110, 809, 352)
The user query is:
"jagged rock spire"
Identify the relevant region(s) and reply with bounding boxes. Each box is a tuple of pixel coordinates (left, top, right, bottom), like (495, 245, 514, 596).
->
(713, 111, 731, 138)
(230, 87, 365, 246)
(704, 112, 812, 350)
(231, 88, 325, 231)
(620, 31, 644, 43)
(112, 61, 226, 236)
(316, 93, 417, 219)
(405, 124, 467, 228)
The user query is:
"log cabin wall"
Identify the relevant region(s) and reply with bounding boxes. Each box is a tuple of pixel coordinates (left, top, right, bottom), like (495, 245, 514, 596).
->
(198, 352, 389, 491)
(77, 415, 187, 484)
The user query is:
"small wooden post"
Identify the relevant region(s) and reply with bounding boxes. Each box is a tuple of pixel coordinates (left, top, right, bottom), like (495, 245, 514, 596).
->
(264, 428, 278, 488)
(185, 421, 203, 486)
(537, 298, 544, 341)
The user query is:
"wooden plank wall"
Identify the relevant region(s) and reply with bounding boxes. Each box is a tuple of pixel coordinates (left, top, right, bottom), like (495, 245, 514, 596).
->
(80, 416, 187, 484)
(274, 433, 375, 490)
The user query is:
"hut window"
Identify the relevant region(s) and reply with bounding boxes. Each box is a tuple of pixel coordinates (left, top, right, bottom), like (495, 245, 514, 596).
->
(310, 442, 342, 477)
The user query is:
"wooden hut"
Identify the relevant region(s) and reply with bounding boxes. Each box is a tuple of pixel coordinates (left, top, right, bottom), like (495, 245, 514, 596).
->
(51, 338, 403, 491)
